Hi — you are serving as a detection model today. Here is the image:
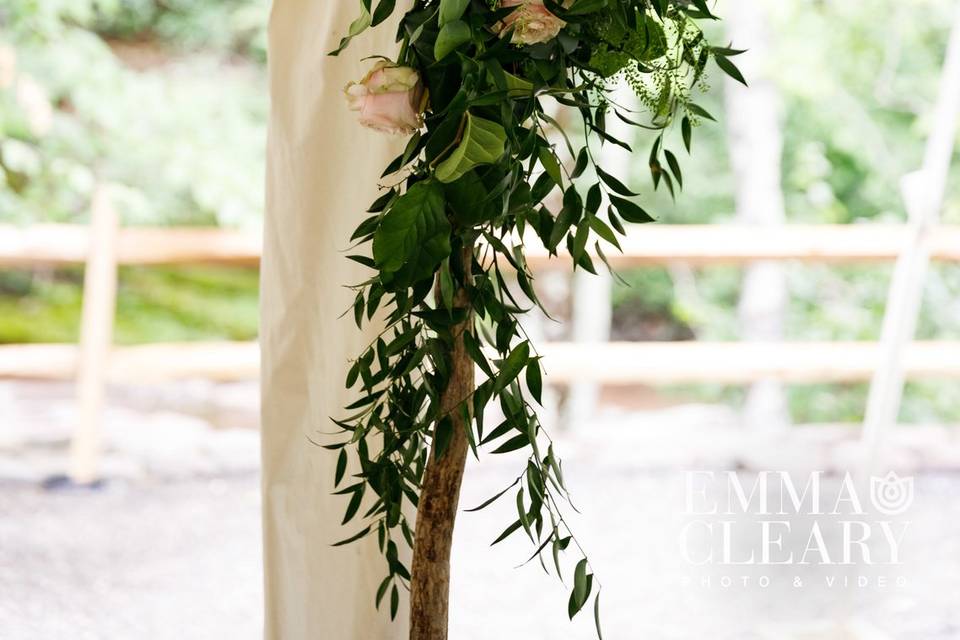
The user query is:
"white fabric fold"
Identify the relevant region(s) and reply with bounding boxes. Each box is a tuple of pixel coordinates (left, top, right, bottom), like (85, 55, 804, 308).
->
(262, 2, 408, 637)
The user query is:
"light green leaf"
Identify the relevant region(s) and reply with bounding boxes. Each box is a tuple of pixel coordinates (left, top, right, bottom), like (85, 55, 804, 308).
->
(439, 0, 470, 25)
(435, 113, 507, 183)
(435, 20, 472, 61)
(569, 558, 589, 618)
(329, 6, 372, 56)
(538, 146, 563, 188)
(594, 591, 604, 639)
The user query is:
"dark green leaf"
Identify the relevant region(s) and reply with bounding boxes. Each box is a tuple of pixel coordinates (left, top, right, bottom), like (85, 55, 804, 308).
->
(335, 449, 348, 486)
(526, 357, 543, 404)
(715, 54, 747, 86)
(373, 181, 451, 287)
(494, 341, 530, 392)
(609, 196, 655, 224)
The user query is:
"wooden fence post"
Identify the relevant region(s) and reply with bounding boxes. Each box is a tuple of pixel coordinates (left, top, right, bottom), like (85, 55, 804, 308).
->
(68, 185, 119, 485)
(564, 268, 611, 430)
(861, 4, 960, 466)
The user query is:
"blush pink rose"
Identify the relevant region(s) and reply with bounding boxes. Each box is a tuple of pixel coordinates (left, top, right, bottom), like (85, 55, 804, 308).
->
(498, 0, 567, 46)
(345, 61, 426, 135)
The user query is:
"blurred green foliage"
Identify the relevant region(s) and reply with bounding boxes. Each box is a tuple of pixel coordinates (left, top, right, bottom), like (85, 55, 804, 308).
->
(611, 0, 960, 422)
(0, 0, 958, 422)
(0, 0, 265, 344)
(0, 0, 268, 226)
(0, 266, 258, 344)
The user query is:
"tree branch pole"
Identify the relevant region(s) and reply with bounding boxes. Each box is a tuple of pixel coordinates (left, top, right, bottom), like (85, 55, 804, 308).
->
(409, 242, 475, 640)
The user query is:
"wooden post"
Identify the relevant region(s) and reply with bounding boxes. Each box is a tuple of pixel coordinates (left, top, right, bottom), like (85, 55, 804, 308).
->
(861, 4, 960, 465)
(725, 0, 790, 434)
(565, 268, 611, 430)
(68, 186, 119, 485)
(409, 243, 474, 640)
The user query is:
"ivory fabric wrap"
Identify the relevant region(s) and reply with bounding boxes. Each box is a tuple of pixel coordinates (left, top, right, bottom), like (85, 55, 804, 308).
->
(261, 2, 408, 638)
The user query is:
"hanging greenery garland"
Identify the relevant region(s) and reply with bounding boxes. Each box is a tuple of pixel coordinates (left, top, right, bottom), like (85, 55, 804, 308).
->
(329, 1, 741, 637)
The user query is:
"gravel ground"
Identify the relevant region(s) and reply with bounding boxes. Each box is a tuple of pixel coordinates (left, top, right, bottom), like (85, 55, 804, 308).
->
(0, 475, 263, 640)
(2, 384, 959, 640)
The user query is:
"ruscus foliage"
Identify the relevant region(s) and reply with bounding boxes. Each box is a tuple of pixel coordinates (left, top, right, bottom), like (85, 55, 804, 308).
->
(329, 0, 739, 633)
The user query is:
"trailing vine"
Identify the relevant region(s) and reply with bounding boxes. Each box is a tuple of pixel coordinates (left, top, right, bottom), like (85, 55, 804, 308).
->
(327, 0, 740, 635)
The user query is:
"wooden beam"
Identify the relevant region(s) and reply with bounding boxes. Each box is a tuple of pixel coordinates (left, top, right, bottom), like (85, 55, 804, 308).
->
(69, 188, 119, 483)
(3, 340, 960, 384)
(535, 341, 960, 384)
(0, 224, 260, 267)
(5, 224, 960, 268)
(0, 342, 259, 382)
(522, 224, 960, 268)
(861, 4, 960, 462)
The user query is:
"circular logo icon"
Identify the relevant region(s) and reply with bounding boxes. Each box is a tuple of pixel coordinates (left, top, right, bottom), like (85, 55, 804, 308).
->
(870, 471, 914, 516)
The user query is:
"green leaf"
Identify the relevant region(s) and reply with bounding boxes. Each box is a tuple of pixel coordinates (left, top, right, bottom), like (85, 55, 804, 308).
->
(439, 259, 455, 310)
(594, 591, 604, 639)
(375, 576, 391, 608)
(504, 70, 534, 97)
(334, 449, 348, 486)
(686, 102, 716, 121)
(569, 559, 589, 618)
(588, 215, 621, 250)
(434, 416, 454, 460)
(564, 0, 609, 14)
(328, 6, 371, 55)
(372, 181, 451, 287)
(526, 357, 543, 404)
(664, 149, 683, 188)
(609, 196, 655, 224)
(571, 147, 589, 179)
(596, 166, 638, 196)
(371, 0, 397, 26)
(491, 432, 530, 454)
(439, 0, 470, 25)
(494, 341, 530, 392)
(435, 20, 472, 61)
(466, 477, 520, 512)
(435, 113, 507, 183)
(715, 54, 747, 86)
(491, 519, 523, 545)
(341, 484, 365, 524)
(332, 526, 371, 547)
(463, 330, 494, 378)
(538, 146, 564, 188)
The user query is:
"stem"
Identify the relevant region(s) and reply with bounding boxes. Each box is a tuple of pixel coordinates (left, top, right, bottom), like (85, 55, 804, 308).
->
(409, 243, 475, 640)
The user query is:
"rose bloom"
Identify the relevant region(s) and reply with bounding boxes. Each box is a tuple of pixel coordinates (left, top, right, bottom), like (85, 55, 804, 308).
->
(344, 60, 425, 135)
(498, 0, 567, 46)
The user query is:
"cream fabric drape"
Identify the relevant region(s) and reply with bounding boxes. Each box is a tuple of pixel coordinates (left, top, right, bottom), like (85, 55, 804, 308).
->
(261, 2, 407, 638)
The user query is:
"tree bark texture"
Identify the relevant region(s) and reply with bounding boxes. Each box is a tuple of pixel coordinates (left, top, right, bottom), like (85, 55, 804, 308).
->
(409, 245, 474, 640)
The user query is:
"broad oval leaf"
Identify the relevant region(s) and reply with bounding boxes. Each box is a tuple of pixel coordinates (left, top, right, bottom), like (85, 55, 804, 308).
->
(435, 20, 472, 61)
(439, 0, 470, 25)
(372, 181, 452, 287)
(435, 113, 507, 183)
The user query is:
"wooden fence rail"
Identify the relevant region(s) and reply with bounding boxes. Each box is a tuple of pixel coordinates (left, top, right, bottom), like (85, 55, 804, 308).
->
(4, 220, 960, 482)
(3, 340, 960, 385)
(6, 223, 960, 268)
